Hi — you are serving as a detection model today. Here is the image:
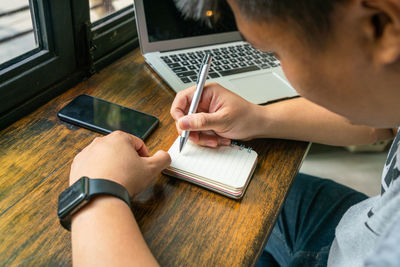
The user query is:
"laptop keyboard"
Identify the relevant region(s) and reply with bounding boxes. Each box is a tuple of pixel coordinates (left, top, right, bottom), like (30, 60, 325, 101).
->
(160, 43, 280, 84)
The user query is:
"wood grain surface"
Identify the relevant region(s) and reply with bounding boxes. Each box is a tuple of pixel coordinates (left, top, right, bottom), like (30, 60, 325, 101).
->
(0, 48, 309, 266)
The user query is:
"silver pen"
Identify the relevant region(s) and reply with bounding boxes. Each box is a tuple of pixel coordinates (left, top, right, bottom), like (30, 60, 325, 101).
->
(179, 53, 212, 152)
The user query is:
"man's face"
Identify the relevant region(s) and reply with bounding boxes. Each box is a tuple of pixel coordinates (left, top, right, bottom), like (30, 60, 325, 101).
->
(227, 0, 400, 128)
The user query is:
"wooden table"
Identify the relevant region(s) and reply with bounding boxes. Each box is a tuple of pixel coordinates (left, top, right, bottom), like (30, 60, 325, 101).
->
(0, 49, 309, 266)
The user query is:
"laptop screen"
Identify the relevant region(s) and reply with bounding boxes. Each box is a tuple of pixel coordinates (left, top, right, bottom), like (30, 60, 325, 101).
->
(143, 0, 238, 43)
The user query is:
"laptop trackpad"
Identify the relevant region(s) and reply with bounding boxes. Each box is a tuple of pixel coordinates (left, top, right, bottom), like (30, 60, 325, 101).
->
(228, 72, 296, 104)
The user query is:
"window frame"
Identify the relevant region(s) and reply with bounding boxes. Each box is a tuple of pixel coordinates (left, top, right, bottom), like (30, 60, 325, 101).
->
(0, 0, 77, 129)
(0, 0, 139, 130)
(90, 6, 138, 71)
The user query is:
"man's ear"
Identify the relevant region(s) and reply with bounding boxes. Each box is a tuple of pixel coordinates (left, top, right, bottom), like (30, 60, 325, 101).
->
(362, 0, 400, 65)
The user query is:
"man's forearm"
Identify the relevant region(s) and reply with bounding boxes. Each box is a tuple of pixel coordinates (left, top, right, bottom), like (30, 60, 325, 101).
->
(71, 196, 158, 267)
(253, 97, 394, 146)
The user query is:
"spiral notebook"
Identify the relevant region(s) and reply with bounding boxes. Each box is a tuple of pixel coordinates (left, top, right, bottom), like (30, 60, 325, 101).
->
(163, 137, 258, 199)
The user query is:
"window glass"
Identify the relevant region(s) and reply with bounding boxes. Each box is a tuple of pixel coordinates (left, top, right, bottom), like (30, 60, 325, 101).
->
(0, 0, 38, 65)
(89, 0, 133, 23)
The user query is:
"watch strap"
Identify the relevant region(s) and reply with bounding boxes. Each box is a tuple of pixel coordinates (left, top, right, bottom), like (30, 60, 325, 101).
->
(60, 178, 131, 231)
(88, 179, 131, 209)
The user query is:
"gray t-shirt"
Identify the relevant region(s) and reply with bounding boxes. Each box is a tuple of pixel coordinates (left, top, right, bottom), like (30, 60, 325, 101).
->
(364, 216, 400, 267)
(328, 128, 400, 267)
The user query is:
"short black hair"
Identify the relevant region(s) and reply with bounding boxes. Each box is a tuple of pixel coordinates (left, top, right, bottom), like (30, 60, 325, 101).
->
(175, 0, 350, 44)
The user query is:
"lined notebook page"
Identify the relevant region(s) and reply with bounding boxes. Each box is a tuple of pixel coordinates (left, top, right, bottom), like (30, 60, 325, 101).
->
(167, 138, 258, 189)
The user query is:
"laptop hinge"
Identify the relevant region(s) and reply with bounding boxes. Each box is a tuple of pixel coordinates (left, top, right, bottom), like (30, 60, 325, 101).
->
(159, 40, 243, 53)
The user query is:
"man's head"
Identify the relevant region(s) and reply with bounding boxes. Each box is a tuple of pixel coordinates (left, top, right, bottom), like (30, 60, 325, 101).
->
(176, 0, 400, 128)
(176, 0, 348, 44)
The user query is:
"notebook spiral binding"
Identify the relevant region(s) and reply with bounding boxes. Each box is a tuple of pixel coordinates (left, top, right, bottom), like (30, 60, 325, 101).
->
(230, 141, 253, 153)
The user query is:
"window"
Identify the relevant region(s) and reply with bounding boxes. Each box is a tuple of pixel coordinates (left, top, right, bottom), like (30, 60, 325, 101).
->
(0, 0, 138, 129)
(90, 0, 132, 23)
(0, 0, 38, 65)
(89, 0, 138, 70)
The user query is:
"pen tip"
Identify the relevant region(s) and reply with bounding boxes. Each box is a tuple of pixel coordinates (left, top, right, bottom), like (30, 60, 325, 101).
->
(179, 137, 183, 153)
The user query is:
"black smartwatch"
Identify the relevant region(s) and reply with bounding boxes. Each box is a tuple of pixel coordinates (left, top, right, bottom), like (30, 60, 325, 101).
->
(57, 177, 131, 230)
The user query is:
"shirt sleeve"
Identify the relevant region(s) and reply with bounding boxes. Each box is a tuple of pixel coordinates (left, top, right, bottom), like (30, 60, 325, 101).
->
(364, 216, 400, 267)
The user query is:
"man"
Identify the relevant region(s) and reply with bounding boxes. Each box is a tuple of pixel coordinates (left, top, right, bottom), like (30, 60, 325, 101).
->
(67, 0, 400, 266)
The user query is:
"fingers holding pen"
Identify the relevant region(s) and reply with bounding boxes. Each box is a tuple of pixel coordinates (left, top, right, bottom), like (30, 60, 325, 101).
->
(170, 86, 197, 122)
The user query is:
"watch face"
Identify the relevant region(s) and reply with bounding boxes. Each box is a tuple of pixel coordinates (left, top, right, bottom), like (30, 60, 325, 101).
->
(58, 177, 88, 218)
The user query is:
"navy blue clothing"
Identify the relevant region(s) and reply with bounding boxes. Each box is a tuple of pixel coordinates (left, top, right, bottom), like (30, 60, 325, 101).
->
(257, 173, 368, 267)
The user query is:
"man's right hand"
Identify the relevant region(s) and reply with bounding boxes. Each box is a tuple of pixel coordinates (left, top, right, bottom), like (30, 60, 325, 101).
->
(170, 82, 264, 147)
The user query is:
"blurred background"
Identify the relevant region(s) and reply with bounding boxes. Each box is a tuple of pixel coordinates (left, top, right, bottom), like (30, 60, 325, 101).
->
(301, 142, 390, 196)
(0, 0, 132, 65)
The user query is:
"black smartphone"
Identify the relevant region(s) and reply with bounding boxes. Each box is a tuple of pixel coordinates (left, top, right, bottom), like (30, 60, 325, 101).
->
(57, 94, 159, 139)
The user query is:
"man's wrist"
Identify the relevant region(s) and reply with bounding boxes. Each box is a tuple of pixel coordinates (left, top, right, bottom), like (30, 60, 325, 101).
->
(70, 195, 131, 231)
(59, 177, 132, 230)
(249, 104, 273, 139)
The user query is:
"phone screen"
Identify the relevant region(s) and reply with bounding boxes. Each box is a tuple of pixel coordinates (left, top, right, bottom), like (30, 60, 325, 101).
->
(58, 95, 159, 139)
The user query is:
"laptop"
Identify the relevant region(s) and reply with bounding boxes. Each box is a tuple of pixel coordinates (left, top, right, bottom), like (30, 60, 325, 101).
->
(134, 0, 297, 104)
